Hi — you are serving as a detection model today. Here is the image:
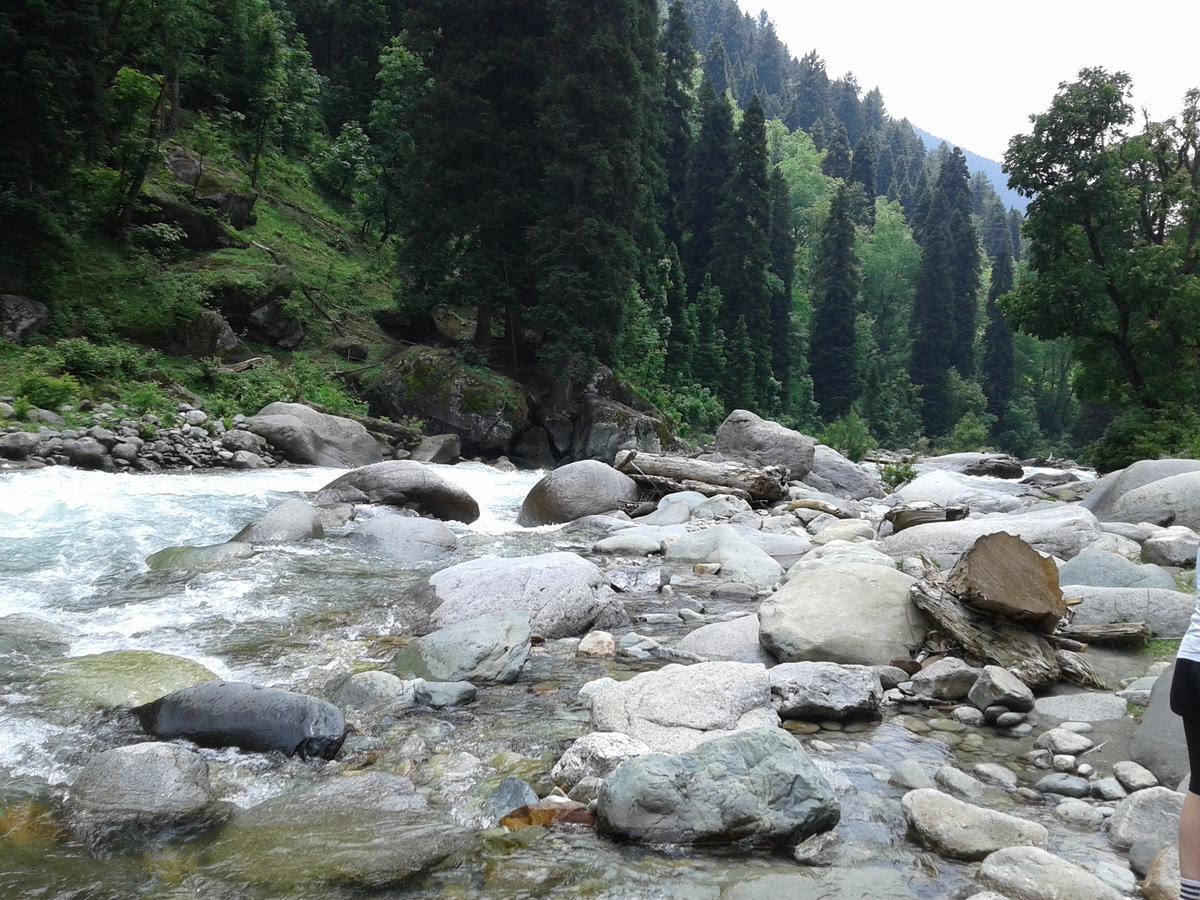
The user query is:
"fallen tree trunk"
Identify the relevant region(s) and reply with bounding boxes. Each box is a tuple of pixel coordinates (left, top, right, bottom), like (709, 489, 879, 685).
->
(1055, 621, 1150, 644)
(884, 505, 969, 534)
(305, 402, 423, 448)
(613, 450, 786, 501)
(1055, 649, 1107, 689)
(615, 471, 752, 502)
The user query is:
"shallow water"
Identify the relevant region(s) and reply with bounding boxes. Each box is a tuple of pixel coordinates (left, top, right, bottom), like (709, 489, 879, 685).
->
(0, 462, 1135, 899)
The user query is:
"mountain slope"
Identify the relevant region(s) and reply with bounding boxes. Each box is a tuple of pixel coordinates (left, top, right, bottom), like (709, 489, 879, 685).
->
(913, 126, 1028, 212)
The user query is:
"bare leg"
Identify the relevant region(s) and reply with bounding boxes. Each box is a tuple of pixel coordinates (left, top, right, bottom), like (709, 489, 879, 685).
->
(1182, 791, 1200, 880)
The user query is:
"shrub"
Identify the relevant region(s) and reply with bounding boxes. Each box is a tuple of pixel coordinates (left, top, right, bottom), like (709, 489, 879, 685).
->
(880, 459, 918, 492)
(1086, 404, 1200, 474)
(120, 381, 176, 417)
(205, 357, 367, 419)
(57, 338, 158, 380)
(821, 407, 875, 462)
(17, 373, 80, 410)
(943, 412, 994, 453)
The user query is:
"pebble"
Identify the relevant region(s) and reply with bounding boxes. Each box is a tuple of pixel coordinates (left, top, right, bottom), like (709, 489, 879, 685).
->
(1052, 754, 1077, 773)
(1023, 749, 1052, 769)
(890, 758, 933, 790)
(1113, 760, 1158, 793)
(898, 716, 931, 734)
(1075, 763, 1094, 778)
(809, 740, 834, 753)
(973, 763, 1018, 790)
(1059, 721, 1094, 733)
(1035, 728, 1094, 755)
(1054, 798, 1105, 828)
(1091, 861, 1138, 895)
(993, 711, 1025, 727)
(927, 718, 965, 733)
(1091, 778, 1128, 802)
(819, 721, 843, 732)
(1035, 773, 1091, 798)
(935, 765, 984, 800)
(953, 706, 986, 727)
(1000, 723, 1033, 737)
(783, 720, 821, 735)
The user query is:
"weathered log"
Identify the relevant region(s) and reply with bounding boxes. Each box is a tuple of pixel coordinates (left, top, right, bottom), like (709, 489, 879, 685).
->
(1055, 649, 1107, 689)
(1056, 621, 1150, 644)
(885, 504, 969, 534)
(613, 450, 786, 501)
(786, 498, 848, 518)
(621, 472, 752, 502)
(909, 570, 1061, 688)
(946, 532, 1066, 633)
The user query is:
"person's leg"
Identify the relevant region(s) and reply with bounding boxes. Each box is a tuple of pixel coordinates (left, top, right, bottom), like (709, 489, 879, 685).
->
(1173, 660, 1200, 896)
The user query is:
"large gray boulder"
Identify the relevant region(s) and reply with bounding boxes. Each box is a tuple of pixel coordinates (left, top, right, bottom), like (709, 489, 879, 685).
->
(389, 612, 531, 684)
(68, 742, 221, 844)
(805, 445, 884, 500)
(244, 402, 383, 467)
(1083, 459, 1200, 521)
(551, 732, 651, 791)
(880, 506, 1104, 567)
(677, 615, 774, 665)
(663, 525, 784, 587)
(596, 728, 839, 846)
(347, 515, 457, 563)
(759, 562, 926, 665)
(977, 846, 1124, 900)
(731, 526, 812, 568)
(768, 662, 883, 721)
(1130, 662, 1188, 788)
(1141, 525, 1200, 566)
(1063, 585, 1194, 637)
(1109, 471, 1200, 528)
(968, 665, 1035, 712)
(1057, 547, 1178, 590)
(889, 470, 1022, 514)
(586, 661, 778, 754)
(1107, 786, 1184, 850)
(715, 409, 815, 479)
(633, 491, 706, 526)
(426, 552, 628, 638)
(902, 788, 1047, 861)
(516, 460, 639, 527)
(230, 499, 324, 544)
(316, 461, 480, 523)
(0, 430, 42, 460)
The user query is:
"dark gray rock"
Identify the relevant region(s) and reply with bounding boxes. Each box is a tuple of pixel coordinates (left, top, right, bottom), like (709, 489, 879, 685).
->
(570, 395, 664, 464)
(0, 430, 42, 459)
(389, 612, 531, 684)
(245, 402, 384, 467)
(715, 409, 815, 479)
(316, 460, 480, 523)
(413, 680, 476, 708)
(516, 460, 640, 527)
(484, 777, 539, 824)
(0, 294, 49, 343)
(596, 728, 838, 845)
(968, 665, 1035, 712)
(769, 662, 883, 721)
(805, 444, 884, 500)
(221, 429, 266, 454)
(409, 434, 461, 465)
(230, 499, 324, 544)
(1130, 662, 1188, 788)
(62, 436, 110, 469)
(1083, 459, 1200, 522)
(1058, 547, 1178, 590)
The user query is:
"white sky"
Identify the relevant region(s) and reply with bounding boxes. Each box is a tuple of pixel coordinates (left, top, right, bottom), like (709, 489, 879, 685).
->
(740, 0, 1200, 160)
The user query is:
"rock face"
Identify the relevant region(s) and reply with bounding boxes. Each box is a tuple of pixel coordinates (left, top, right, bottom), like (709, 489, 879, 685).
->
(244, 402, 383, 467)
(977, 846, 1124, 900)
(768, 662, 883, 721)
(409, 434, 461, 465)
(347, 515, 458, 563)
(1103, 470, 1200, 529)
(516, 460, 640, 526)
(133, 681, 348, 760)
(805, 445, 884, 500)
(389, 612, 531, 684)
(715, 409, 815, 479)
(596, 728, 839, 846)
(1130, 662, 1189, 787)
(316, 461, 480, 523)
(230, 499, 324, 544)
(1083, 458, 1200, 520)
(759, 562, 926, 665)
(587, 661, 778, 754)
(426, 552, 628, 638)
(1057, 547, 1177, 590)
(68, 742, 221, 844)
(0, 294, 49, 343)
(663, 526, 784, 587)
(551, 732, 651, 791)
(146, 541, 255, 572)
(677, 615, 774, 665)
(946, 532, 1066, 632)
(1064, 585, 1194, 637)
(902, 788, 1048, 861)
(571, 395, 665, 463)
(880, 506, 1104, 567)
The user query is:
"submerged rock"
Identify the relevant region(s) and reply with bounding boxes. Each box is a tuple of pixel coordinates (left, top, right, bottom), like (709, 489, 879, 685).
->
(389, 612, 531, 684)
(596, 728, 838, 846)
(551, 732, 651, 791)
(230, 498, 324, 543)
(134, 681, 348, 760)
(49, 650, 218, 709)
(902, 788, 1047, 861)
(244, 402, 383, 467)
(516, 460, 640, 527)
(146, 541, 255, 572)
(347, 514, 458, 563)
(977, 846, 1124, 900)
(316, 460, 480, 523)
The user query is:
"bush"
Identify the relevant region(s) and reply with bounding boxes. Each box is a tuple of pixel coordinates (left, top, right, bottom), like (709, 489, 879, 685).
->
(57, 338, 159, 380)
(943, 412, 994, 453)
(120, 381, 176, 417)
(1085, 404, 1200, 474)
(822, 407, 875, 462)
(880, 459, 918, 492)
(17, 373, 80, 410)
(205, 357, 367, 419)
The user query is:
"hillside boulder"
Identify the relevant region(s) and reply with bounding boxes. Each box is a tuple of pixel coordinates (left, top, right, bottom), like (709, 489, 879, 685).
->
(715, 409, 815, 479)
(1, 294, 49, 343)
(804, 445, 884, 500)
(245, 402, 383, 467)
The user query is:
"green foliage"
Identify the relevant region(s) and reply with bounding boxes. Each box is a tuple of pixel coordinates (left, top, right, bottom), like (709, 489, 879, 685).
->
(313, 121, 371, 200)
(880, 459, 918, 492)
(17, 373, 81, 410)
(809, 183, 861, 419)
(205, 357, 367, 419)
(992, 395, 1046, 458)
(821, 406, 874, 462)
(120, 382, 176, 417)
(1085, 404, 1200, 474)
(943, 412, 995, 453)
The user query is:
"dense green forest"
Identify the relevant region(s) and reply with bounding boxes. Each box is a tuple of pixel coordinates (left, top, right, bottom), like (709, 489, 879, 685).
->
(1, 0, 1197, 468)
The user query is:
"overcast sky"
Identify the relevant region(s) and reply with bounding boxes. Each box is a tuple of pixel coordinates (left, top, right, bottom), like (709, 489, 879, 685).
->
(739, 0, 1200, 161)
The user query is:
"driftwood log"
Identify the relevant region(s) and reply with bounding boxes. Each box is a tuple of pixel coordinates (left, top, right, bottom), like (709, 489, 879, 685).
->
(787, 498, 849, 518)
(613, 450, 787, 502)
(1055, 621, 1151, 644)
(885, 504, 969, 534)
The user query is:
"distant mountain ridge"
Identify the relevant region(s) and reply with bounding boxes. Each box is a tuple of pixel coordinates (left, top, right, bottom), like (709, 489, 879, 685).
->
(913, 126, 1028, 212)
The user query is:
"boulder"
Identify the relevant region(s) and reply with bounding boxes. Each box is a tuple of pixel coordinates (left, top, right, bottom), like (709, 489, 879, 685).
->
(0, 613, 75, 657)
(516, 460, 639, 526)
(221, 428, 267, 454)
(768, 662, 883, 721)
(67, 742, 221, 844)
(1083, 458, 1200, 522)
(1063, 585, 1193, 637)
(810, 519, 876, 545)
(413, 679, 476, 708)
(245, 403, 383, 467)
(1113, 760, 1158, 793)
(977, 846, 1124, 900)
(1107, 786, 1183, 850)
(389, 612, 531, 684)
(946, 532, 1066, 633)
(596, 728, 839, 846)
(346, 515, 458, 563)
(230, 498, 324, 544)
(146, 541, 255, 572)
(409, 434, 461, 465)
(677, 615, 774, 665)
(901, 788, 1047, 861)
(663, 526, 784, 587)
(962, 455, 1024, 478)
(968, 666, 1035, 712)
(0, 294, 50, 343)
(910, 657, 981, 701)
(715, 409, 815, 479)
(1144, 845, 1181, 900)
(593, 524, 683, 556)
(730, 526, 812, 568)
(586, 661, 777, 754)
(1034, 691, 1129, 723)
(1130, 662, 1189, 787)
(133, 681, 348, 760)
(759, 562, 926, 665)
(692, 493, 753, 519)
(1141, 525, 1200, 566)
(633, 491, 706, 526)
(1106, 470, 1200, 529)
(1057, 547, 1177, 590)
(1034, 728, 1094, 755)
(570, 395, 665, 463)
(551, 732, 651, 791)
(889, 470, 1023, 514)
(880, 506, 1105, 567)
(48, 650, 218, 709)
(62, 437, 110, 469)
(316, 461, 480, 523)
(426, 552, 628, 638)
(0, 430, 42, 459)
(805, 445, 884, 500)
(329, 670, 418, 717)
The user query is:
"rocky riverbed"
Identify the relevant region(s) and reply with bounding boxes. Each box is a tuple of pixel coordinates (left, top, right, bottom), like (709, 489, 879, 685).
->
(0, 407, 1193, 899)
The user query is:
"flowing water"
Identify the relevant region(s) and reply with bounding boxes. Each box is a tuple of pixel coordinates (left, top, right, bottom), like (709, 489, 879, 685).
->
(0, 463, 1128, 898)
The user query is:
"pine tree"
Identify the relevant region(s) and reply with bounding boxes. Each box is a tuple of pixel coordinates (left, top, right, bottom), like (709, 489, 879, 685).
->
(661, 0, 697, 249)
(702, 34, 730, 97)
(809, 183, 861, 419)
(664, 242, 694, 383)
(831, 73, 863, 144)
(692, 273, 726, 392)
(767, 165, 796, 398)
(821, 121, 851, 179)
(1007, 208, 1023, 261)
(848, 131, 878, 225)
(910, 217, 958, 436)
(723, 315, 757, 410)
(933, 149, 981, 376)
(982, 237, 1016, 418)
(790, 49, 828, 132)
(684, 78, 735, 294)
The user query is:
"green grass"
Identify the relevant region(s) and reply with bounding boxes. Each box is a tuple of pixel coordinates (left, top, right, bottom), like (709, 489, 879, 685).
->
(1144, 638, 1182, 662)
